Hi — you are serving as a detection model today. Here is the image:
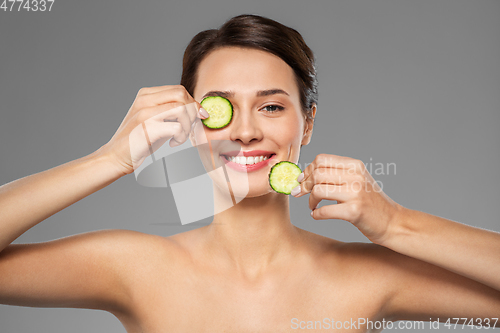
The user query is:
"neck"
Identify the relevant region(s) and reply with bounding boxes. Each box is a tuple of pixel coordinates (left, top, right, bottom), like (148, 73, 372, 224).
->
(204, 187, 301, 279)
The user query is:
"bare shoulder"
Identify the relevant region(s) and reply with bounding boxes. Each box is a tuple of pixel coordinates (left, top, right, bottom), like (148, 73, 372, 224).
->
(297, 229, 406, 310)
(95, 229, 191, 289)
(79, 228, 177, 254)
(70, 228, 188, 278)
(320, 236, 409, 279)
(298, 228, 407, 267)
(111, 227, 204, 276)
(103, 228, 191, 264)
(0, 228, 183, 314)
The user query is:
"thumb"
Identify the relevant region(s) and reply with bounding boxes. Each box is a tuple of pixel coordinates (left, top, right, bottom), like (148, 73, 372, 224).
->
(198, 103, 209, 119)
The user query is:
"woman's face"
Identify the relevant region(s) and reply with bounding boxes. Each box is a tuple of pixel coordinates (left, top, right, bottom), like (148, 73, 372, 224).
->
(190, 46, 314, 198)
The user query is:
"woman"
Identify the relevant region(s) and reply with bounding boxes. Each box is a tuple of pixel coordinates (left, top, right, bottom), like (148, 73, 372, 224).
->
(0, 14, 499, 332)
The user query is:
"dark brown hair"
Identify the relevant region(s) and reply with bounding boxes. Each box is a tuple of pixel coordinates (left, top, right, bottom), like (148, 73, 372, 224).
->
(180, 14, 318, 121)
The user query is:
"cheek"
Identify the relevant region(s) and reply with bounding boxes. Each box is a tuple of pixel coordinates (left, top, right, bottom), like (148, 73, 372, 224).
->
(269, 115, 304, 164)
(269, 115, 303, 147)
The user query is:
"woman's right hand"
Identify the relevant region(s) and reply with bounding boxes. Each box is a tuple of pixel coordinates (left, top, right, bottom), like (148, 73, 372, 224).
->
(100, 85, 209, 176)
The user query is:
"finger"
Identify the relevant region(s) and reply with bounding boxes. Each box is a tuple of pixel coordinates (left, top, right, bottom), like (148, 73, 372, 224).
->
(149, 106, 190, 147)
(129, 119, 185, 169)
(185, 101, 206, 121)
(142, 119, 185, 152)
(294, 167, 353, 198)
(308, 184, 353, 210)
(158, 104, 199, 146)
(140, 101, 200, 123)
(138, 85, 180, 96)
(299, 154, 365, 186)
(140, 103, 198, 147)
(145, 92, 205, 120)
(136, 85, 199, 110)
(166, 109, 192, 146)
(310, 202, 352, 221)
(136, 102, 184, 124)
(312, 154, 364, 170)
(302, 154, 360, 175)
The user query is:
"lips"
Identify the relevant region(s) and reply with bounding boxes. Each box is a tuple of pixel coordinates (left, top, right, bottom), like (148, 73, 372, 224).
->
(217, 149, 276, 172)
(219, 150, 275, 158)
(220, 153, 276, 172)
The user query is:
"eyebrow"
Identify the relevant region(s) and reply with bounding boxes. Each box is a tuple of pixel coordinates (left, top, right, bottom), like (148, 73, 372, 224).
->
(202, 89, 289, 99)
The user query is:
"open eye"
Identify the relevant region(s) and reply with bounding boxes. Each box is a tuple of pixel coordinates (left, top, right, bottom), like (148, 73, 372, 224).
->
(262, 104, 285, 113)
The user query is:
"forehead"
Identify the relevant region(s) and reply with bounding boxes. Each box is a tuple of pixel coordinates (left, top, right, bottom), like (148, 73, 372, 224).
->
(194, 47, 299, 100)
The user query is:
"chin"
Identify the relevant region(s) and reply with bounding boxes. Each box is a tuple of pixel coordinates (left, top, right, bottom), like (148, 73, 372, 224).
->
(235, 186, 275, 199)
(228, 178, 271, 199)
(210, 172, 273, 200)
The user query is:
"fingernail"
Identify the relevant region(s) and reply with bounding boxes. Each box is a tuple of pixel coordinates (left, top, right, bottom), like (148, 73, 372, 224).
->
(297, 172, 304, 183)
(199, 107, 209, 119)
(291, 185, 301, 197)
(310, 210, 314, 217)
(315, 203, 319, 209)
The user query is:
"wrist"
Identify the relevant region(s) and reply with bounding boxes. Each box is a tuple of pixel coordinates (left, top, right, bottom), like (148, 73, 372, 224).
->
(87, 145, 129, 180)
(380, 204, 413, 249)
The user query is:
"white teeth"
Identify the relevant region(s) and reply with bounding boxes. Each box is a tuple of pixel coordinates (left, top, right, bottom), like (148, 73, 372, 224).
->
(224, 155, 271, 165)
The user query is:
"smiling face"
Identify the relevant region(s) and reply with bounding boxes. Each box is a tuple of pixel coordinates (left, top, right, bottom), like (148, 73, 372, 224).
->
(190, 46, 315, 198)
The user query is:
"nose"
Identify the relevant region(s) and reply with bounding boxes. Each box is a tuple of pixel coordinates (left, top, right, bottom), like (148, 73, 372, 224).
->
(228, 107, 263, 145)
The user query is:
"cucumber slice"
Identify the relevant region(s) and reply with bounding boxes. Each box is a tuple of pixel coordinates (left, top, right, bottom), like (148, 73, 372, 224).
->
(200, 96, 233, 129)
(268, 161, 302, 195)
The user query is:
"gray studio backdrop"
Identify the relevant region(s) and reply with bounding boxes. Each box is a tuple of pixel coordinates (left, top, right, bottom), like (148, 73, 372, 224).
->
(1, 0, 499, 332)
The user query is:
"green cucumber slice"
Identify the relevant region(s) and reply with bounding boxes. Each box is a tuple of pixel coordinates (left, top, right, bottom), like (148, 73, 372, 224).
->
(268, 161, 302, 195)
(200, 96, 233, 129)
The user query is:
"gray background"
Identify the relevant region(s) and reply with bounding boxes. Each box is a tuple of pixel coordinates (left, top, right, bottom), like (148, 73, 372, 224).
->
(1, 0, 499, 332)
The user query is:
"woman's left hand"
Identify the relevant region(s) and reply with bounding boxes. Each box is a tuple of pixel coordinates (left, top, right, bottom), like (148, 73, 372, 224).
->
(292, 154, 404, 245)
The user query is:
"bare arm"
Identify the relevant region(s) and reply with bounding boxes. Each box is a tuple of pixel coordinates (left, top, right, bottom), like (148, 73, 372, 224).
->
(379, 207, 500, 322)
(297, 154, 500, 320)
(0, 147, 123, 253)
(0, 84, 205, 253)
(0, 147, 133, 312)
(0, 85, 205, 313)
(384, 207, 500, 293)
